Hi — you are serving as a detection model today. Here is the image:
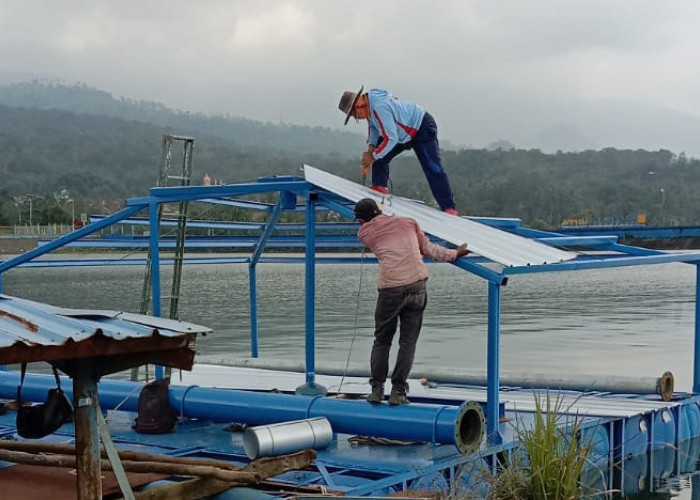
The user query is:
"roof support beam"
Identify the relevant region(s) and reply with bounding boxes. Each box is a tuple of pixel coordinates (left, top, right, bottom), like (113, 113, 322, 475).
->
(0, 204, 144, 277)
(536, 235, 619, 247)
(503, 252, 700, 275)
(695, 265, 700, 394)
(127, 181, 308, 206)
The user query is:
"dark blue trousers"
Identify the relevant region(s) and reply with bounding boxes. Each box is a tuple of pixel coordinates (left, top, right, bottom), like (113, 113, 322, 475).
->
(371, 112, 456, 211)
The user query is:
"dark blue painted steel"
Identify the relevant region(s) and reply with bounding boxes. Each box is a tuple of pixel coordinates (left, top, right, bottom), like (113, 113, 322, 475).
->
(452, 257, 506, 285)
(487, 282, 501, 445)
(304, 194, 317, 388)
(0, 204, 144, 276)
(249, 265, 258, 358)
(148, 202, 164, 380)
(7, 256, 377, 268)
(696, 266, 700, 394)
(0, 372, 478, 449)
(558, 225, 700, 239)
(200, 198, 275, 212)
(536, 235, 619, 247)
(503, 252, 700, 275)
(250, 201, 285, 266)
(42, 236, 365, 249)
(127, 180, 309, 205)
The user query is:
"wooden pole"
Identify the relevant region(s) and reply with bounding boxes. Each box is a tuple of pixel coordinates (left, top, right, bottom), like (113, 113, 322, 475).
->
(73, 368, 102, 499)
(0, 448, 318, 484)
(0, 441, 316, 477)
(0, 440, 240, 470)
(0, 449, 261, 483)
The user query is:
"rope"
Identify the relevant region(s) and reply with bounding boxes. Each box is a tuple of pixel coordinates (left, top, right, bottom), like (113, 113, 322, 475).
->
(337, 247, 366, 393)
(336, 173, 391, 393)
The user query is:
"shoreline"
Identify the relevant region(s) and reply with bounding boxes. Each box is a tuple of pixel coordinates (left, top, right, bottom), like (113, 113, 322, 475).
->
(1, 236, 698, 256)
(0, 237, 38, 255)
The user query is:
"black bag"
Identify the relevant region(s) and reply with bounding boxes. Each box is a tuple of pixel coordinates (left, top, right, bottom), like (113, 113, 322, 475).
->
(16, 364, 74, 439)
(133, 378, 177, 434)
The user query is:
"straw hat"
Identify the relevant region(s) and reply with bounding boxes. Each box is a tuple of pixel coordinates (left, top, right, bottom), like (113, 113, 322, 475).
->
(338, 85, 364, 125)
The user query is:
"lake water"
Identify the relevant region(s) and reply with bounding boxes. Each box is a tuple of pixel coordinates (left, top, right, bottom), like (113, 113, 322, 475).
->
(1, 252, 699, 498)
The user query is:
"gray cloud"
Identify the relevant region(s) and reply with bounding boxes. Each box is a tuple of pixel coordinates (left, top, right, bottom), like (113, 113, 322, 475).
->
(2, 0, 700, 154)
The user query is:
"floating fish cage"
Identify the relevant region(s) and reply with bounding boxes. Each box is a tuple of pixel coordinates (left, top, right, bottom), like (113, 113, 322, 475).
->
(1, 165, 700, 498)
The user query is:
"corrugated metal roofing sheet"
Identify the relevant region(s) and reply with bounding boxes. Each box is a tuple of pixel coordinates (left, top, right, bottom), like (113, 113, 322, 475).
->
(0, 294, 211, 348)
(304, 165, 577, 267)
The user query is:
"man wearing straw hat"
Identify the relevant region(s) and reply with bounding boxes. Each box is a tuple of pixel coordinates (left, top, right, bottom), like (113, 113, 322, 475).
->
(339, 87, 458, 215)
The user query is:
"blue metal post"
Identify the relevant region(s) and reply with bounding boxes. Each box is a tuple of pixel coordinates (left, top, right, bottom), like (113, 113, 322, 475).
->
(248, 199, 285, 359)
(249, 265, 258, 358)
(149, 203, 163, 380)
(296, 193, 326, 395)
(694, 265, 700, 394)
(487, 281, 502, 444)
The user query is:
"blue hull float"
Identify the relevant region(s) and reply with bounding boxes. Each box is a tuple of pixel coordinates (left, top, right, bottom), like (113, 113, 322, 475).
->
(1, 369, 699, 498)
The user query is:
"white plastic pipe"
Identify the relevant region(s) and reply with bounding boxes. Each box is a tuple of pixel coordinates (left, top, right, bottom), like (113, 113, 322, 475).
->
(197, 356, 674, 401)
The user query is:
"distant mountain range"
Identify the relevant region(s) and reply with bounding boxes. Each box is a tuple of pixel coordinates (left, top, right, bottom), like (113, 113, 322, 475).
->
(3, 80, 698, 159)
(0, 81, 366, 158)
(1, 80, 698, 229)
(442, 87, 700, 158)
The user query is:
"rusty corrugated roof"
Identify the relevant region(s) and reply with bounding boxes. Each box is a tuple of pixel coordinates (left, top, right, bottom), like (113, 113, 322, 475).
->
(0, 294, 211, 348)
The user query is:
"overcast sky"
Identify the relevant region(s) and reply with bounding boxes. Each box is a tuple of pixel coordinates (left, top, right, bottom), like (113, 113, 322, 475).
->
(2, 1, 700, 153)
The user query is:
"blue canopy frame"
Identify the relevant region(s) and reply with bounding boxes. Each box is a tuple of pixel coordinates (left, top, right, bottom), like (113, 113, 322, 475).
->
(2, 174, 700, 444)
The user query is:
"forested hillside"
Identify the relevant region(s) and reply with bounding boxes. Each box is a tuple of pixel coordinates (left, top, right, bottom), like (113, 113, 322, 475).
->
(0, 82, 698, 228)
(0, 81, 365, 157)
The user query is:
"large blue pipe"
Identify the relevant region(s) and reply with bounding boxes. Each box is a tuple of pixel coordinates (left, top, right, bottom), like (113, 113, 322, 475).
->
(0, 372, 484, 455)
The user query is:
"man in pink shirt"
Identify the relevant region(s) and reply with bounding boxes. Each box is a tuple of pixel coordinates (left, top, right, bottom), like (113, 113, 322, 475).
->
(354, 198, 469, 405)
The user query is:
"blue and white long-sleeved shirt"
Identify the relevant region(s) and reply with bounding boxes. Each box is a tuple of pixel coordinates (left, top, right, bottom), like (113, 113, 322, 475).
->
(366, 89, 425, 161)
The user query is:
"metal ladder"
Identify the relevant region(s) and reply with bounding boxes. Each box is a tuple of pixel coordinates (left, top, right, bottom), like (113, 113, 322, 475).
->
(132, 135, 195, 381)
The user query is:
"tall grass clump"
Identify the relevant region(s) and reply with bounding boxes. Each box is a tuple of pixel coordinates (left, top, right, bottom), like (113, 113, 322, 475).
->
(478, 391, 595, 500)
(518, 392, 591, 499)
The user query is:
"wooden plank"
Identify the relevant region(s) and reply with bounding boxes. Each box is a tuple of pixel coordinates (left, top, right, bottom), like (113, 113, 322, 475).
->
(0, 441, 242, 470)
(0, 449, 261, 483)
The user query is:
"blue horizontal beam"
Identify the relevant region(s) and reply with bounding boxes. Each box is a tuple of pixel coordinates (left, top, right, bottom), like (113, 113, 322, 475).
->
(9, 256, 383, 268)
(503, 252, 700, 275)
(39, 238, 365, 249)
(128, 181, 309, 206)
(536, 235, 619, 247)
(468, 217, 522, 229)
(89, 215, 359, 232)
(199, 198, 275, 211)
(452, 258, 507, 285)
(317, 193, 356, 221)
(0, 205, 145, 273)
(558, 225, 700, 239)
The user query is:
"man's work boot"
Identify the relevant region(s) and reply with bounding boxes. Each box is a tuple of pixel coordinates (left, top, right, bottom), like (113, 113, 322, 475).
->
(366, 386, 384, 404)
(388, 389, 409, 406)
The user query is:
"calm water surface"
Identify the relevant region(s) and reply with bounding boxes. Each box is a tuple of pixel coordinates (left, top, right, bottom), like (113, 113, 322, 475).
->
(2, 252, 698, 498)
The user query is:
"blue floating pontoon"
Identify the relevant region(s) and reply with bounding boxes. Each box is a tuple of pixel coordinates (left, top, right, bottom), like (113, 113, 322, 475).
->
(1, 165, 700, 498)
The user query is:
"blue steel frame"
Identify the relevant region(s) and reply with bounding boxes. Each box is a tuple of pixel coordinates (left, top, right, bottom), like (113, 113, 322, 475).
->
(2, 176, 700, 444)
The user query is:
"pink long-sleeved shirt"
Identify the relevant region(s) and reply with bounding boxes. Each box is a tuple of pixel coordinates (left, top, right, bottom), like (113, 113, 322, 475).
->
(357, 214, 457, 290)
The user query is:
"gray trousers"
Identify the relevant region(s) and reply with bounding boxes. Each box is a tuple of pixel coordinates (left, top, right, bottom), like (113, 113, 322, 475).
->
(370, 279, 428, 394)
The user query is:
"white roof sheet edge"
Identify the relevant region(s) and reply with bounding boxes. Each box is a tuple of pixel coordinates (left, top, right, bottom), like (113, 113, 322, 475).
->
(304, 165, 577, 267)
